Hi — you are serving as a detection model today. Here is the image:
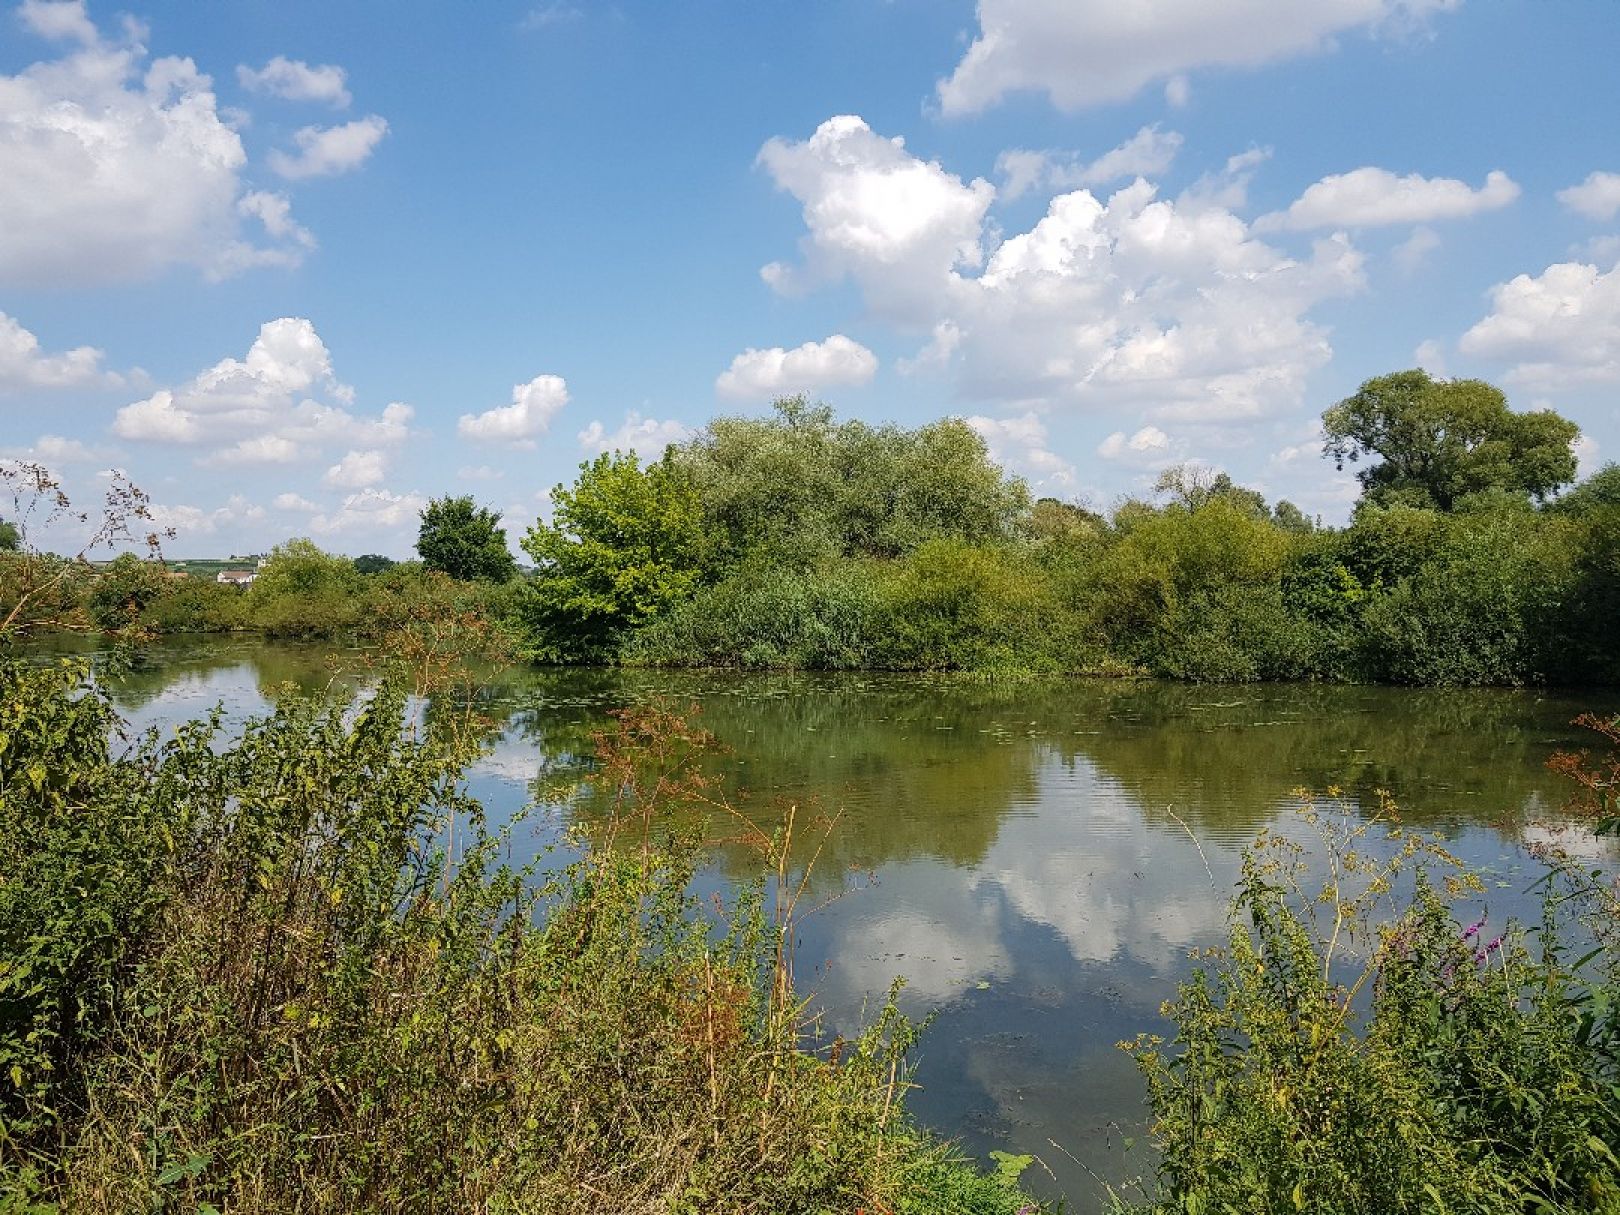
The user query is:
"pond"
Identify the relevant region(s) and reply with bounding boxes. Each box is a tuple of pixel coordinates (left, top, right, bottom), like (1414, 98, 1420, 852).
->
(41, 634, 1620, 1211)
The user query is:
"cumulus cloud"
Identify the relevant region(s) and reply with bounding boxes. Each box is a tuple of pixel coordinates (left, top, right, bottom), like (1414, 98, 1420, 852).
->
(1558, 171, 1620, 222)
(1459, 259, 1620, 389)
(996, 125, 1184, 202)
(148, 494, 265, 537)
(113, 318, 413, 465)
(1258, 168, 1518, 231)
(0, 312, 123, 391)
(1097, 425, 1170, 461)
(935, 0, 1459, 115)
(310, 487, 427, 537)
(18, 0, 97, 43)
(1392, 226, 1441, 275)
(236, 56, 351, 107)
(578, 412, 692, 457)
(0, 7, 318, 285)
(267, 115, 388, 179)
(760, 117, 1363, 426)
(966, 412, 1075, 486)
(715, 334, 878, 401)
(757, 116, 995, 317)
(273, 491, 319, 512)
(1413, 338, 1449, 376)
(458, 374, 570, 445)
(324, 448, 387, 488)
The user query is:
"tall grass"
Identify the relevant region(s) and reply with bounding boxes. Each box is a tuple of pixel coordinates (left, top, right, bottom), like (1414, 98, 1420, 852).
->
(0, 659, 1036, 1214)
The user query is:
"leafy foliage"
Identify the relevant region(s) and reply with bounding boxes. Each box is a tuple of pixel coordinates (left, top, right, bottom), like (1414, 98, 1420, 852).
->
(520, 450, 708, 661)
(1126, 795, 1620, 1214)
(1323, 368, 1580, 510)
(0, 666, 1039, 1214)
(416, 495, 517, 583)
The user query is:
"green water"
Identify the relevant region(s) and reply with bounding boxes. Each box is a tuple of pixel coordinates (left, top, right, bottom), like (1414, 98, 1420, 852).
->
(47, 635, 1620, 1210)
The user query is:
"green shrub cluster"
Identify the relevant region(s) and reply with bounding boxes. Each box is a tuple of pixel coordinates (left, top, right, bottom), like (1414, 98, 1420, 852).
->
(509, 388, 1619, 684)
(0, 659, 1036, 1214)
(1125, 800, 1620, 1214)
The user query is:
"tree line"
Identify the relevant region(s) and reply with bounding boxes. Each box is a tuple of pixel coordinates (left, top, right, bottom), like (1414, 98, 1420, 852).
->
(10, 368, 1616, 686)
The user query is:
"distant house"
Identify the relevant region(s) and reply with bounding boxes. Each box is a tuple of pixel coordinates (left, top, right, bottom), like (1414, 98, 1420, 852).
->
(217, 569, 257, 586)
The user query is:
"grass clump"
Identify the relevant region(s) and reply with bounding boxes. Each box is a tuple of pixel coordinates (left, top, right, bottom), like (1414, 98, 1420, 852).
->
(0, 658, 1037, 1214)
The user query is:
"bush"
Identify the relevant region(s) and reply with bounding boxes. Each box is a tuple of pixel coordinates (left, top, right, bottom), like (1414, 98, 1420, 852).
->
(626, 560, 891, 669)
(1126, 800, 1620, 1214)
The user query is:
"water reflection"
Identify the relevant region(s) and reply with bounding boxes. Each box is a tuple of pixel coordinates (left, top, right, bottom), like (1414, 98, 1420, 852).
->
(64, 637, 1620, 1211)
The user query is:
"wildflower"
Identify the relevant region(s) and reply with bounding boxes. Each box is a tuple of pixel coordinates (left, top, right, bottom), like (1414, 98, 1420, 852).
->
(1461, 915, 1486, 941)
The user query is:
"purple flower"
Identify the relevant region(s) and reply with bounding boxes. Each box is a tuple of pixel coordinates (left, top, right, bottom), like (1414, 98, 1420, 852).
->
(1462, 916, 1486, 941)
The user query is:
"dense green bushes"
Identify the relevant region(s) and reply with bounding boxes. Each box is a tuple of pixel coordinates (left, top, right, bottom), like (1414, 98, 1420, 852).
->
(508, 388, 1619, 684)
(0, 660, 1037, 1214)
(1126, 792, 1620, 1213)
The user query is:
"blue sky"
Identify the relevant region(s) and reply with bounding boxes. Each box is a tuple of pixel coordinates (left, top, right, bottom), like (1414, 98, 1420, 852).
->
(2, 0, 1617, 556)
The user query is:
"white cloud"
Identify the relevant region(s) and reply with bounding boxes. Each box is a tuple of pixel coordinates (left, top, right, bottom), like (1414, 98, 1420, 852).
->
(996, 125, 1184, 202)
(273, 491, 318, 512)
(18, 0, 97, 44)
(715, 334, 878, 401)
(1164, 74, 1191, 108)
(966, 412, 1075, 486)
(310, 487, 427, 537)
(267, 115, 388, 179)
(33, 434, 97, 462)
(458, 374, 570, 445)
(236, 56, 351, 107)
(208, 435, 300, 465)
(1259, 168, 1518, 231)
(0, 8, 313, 285)
(113, 318, 413, 465)
(324, 448, 387, 488)
(760, 117, 1363, 427)
(0, 311, 122, 391)
(1392, 225, 1441, 274)
(935, 0, 1459, 115)
(148, 493, 264, 537)
(1098, 425, 1171, 462)
(458, 464, 504, 481)
(1460, 259, 1620, 389)
(1413, 337, 1448, 376)
(757, 116, 995, 318)
(578, 412, 692, 458)
(1558, 171, 1620, 222)
(1574, 433, 1601, 479)
(237, 192, 316, 251)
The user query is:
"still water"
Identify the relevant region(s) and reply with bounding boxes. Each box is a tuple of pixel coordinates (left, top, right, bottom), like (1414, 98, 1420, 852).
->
(49, 635, 1620, 1210)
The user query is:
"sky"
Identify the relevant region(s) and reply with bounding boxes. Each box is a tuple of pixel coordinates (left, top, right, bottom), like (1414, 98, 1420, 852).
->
(2, 0, 1617, 558)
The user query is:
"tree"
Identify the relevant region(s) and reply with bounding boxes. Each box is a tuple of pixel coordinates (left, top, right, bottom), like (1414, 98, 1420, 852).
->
(677, 397, 1029, 567)
(1322, 369, 1579, 511)
(519, 451, 707, 661)
(0, 519, 18, 551)
(416, 496, 516, 583)
(353, 553, 397, 575)
(1550, 462, 1620, 516)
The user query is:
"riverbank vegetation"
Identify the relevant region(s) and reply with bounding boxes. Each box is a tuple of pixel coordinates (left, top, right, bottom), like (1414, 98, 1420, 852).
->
(0, 659, 1038, 1214)
(4, 369, 1616, 685)
(1123, 776, 1620, 1214)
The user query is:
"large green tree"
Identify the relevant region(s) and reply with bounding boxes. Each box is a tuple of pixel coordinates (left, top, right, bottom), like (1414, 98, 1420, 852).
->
(519, 451, 707, 661)
(416, 496, 517, 582)
(1322, 369, 1580, 511)
(677, 397, 1028, 566)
